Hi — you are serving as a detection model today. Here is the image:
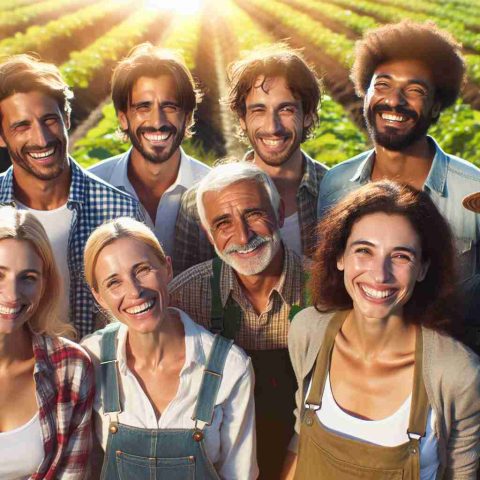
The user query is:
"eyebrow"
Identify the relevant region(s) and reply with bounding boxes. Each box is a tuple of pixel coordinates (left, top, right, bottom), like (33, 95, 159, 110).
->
(349, 240, 418, 255)
(0, 266, 41, 274)
(374, 74, 430, 89)
(130, 100, 180, 108)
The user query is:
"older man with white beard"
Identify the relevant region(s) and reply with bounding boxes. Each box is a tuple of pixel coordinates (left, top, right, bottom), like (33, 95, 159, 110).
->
(169, 162, 305, 480)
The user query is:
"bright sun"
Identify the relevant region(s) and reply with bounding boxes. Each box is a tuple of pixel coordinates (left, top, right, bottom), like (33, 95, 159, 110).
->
(144, 0, 202, 15)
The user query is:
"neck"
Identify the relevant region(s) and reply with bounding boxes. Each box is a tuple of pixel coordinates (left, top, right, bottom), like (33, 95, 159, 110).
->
(342, 309, 416, 360)
(125, 308, 184, 369)
(13, 164, 71, 210)
(372, 137, 434, 190)
(252, 147, 304, 183)
(235, 244, 285, 312)
(0, 325, 34, 370)
(128, 147, 182, 222)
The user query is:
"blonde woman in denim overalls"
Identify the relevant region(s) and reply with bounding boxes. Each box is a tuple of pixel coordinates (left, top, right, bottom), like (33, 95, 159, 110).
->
(82, 218, 258, 479)
(283, 182, 480, 479)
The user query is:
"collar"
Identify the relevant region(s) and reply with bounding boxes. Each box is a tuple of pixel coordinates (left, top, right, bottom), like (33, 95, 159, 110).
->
(32, 333, 53, 376)
(349, 136, 448, 196)
(243, 149, 318, 197)
(109, 147, 195, 196)
(114, 308, 205, 376)
(0, 158, 88, 206)
(219, 246, 298, 308)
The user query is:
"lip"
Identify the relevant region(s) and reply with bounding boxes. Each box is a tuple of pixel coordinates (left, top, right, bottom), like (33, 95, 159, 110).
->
(358, 283, 397, 303)
(228, 241, 267, 259)
(142, 131, 173, 146)
(258, 136, 289, 153)
(123, 297, 157, 319)
(0, 303, 25, 320)
(26, 146, 57, 164)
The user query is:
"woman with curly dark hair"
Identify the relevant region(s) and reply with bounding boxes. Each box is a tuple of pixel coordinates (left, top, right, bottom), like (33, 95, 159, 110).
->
(283, 181, 480, 479)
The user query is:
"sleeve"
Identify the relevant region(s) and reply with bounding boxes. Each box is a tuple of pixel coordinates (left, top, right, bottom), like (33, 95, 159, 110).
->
(216, 358, 259, 480)
(172, 187, 215, 276)
(444, 364, 480, 479)
(57, 356, 95, 479)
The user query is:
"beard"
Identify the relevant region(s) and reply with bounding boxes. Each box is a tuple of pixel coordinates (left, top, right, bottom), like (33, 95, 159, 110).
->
(214, 230, 282, 276)
(126, 121, 186, 164)
(366, 104, 432, 151)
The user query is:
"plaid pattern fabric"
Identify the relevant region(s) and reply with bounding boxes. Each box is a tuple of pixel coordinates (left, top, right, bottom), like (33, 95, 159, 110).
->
(31, 334, 94, 479)
(172, 151, 327, 275)
(169, 248, 304, 350)
(0, 159, 145, 338)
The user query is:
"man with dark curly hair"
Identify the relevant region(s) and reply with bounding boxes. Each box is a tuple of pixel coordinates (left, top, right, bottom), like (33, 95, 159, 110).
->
(173, 44, 328, 275)
(317, 21, 480, 350)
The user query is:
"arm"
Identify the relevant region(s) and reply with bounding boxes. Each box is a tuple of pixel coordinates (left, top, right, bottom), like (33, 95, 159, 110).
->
(173, 187, 215, 276)
(217, 358, 258, 480)
(57, 357, 95, 479)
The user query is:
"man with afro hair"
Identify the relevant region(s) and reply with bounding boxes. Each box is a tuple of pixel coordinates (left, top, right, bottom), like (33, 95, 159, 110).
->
(317, 21, 480, 350)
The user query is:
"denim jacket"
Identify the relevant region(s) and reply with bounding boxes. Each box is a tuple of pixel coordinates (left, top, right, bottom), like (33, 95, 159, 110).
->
(317, 137, 480, 282)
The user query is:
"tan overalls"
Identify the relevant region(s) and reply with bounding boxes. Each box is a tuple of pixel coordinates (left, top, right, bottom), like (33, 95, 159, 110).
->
(295, 313, 429, 479)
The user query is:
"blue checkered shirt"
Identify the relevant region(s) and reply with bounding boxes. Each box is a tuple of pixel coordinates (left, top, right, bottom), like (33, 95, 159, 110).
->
(0, 159, 145, 338)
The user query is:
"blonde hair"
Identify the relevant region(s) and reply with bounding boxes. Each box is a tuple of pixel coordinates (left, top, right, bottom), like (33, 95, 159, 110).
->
(84, 217, 166, 292)
(0, 206, 75, 338)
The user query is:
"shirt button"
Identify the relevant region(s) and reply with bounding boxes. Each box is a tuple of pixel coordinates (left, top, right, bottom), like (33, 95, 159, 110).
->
(109, 425, 118, 434)
(305, 416, 313, 426)
(192, 430, 204, 442)
(410, 447, 417, 455)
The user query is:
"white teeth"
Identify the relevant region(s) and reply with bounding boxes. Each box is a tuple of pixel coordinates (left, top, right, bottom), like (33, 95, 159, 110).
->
(361, 285, 394, 299)
(143, 132, 170, 142)
(29, 148, 55, 159)
(381, 113, 406, 122)
(0, 304, 22, 315)
(125, 299, 155, 315)
(262, 138, 283, 146)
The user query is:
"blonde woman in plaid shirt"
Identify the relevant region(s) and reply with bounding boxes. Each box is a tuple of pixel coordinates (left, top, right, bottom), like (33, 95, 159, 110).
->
(0, 206, 94, 480)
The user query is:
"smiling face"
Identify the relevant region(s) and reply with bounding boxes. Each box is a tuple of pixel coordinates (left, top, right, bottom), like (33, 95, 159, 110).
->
(92, 236, 173, 334)
(337, 212, 429, 322)
(0, 238, 44, 334)
(364, 59, 440, 151)
(239, 75, 311, 167)
(118, 75, 188, 164)
(203, 179, 283, 276)
(0, 91, 70, 181)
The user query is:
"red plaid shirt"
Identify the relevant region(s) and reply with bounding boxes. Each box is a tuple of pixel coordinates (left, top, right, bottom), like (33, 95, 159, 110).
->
(30, 334, 94, 479)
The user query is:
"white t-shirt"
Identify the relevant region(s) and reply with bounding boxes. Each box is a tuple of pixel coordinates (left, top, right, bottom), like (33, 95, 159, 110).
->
(0, 412, 44, 479)
(280, 212, 302, 257)
(308, 373, 440, 479)
(81, 308, 258, 480)
(16, 200, 73, 322)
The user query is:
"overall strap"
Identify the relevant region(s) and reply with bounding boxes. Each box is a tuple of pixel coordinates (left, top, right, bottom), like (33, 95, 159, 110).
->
(210, 257, 241, 339)
(192, 334, 234, 427)
(407, 327, 429, 440)
(100, 322, 122, 414)
(305, 311, 348, 409)
(288, 271, 311, 321)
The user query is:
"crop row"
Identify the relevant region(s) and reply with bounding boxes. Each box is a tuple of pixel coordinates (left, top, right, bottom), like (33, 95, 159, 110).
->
(237, 0, 479, 163)
(0, 0, 95, 37)
(72, 14, 213, 168)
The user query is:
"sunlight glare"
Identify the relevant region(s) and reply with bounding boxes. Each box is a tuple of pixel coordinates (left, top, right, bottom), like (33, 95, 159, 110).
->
(144, 0, 202, 15)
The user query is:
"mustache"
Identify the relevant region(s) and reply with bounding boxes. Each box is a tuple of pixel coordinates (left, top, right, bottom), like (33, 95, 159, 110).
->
(22, 140, 60, 153)
(372, 104, 419, 121)
(138, 125, 176, 135)
(224, 234, 270, 255)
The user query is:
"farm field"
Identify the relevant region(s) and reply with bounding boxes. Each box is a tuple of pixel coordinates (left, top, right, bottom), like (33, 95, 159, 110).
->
(0, 0, 479, 170)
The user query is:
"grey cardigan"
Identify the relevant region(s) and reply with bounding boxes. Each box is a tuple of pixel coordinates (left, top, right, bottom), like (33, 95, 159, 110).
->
(288, 307, 480, 479)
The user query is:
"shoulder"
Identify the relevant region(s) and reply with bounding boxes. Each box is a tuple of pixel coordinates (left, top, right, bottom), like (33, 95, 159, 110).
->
(303, 152, 329, 176)
(183, 153, 211, 179)
(444, 153, 480, 186)
(87, 154, 124, 180)
(169, 260, 213, 293)
(80, 323, 123, 364)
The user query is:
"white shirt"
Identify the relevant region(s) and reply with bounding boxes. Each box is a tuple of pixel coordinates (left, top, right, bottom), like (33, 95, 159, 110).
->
(81, 308, 258, 480)
(0, 412, 44, 479)
(88, 148, 210, 257)
(15, 200, 73, 322)
(309, 373, 440, 479)
(280, 212, 302, 257)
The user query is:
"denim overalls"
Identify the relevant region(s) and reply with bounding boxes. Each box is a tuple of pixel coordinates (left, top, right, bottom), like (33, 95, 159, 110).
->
(99, 323, 233, 479)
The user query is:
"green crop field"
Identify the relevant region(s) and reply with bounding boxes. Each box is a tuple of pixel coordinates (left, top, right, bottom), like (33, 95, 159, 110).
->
(1, 0, 479, 169)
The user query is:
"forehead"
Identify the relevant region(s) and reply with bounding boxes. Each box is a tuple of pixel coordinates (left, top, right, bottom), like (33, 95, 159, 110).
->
(130, 75, 179, 102)
(245, 75, 298, 105)
(0, 90, 62, 123)
(0, 238, 43, 270)
(372, 58, 435, 85)
(348, 212, 421, 247)
(203, 179, 272, 218)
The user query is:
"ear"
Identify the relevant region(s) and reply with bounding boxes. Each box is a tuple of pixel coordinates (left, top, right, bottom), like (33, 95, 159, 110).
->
(164, 256, 173, 283)
(0, 133, 6, 148)
(336, 255, 345, 272)
(63, 112, 71, 131)
(277, 198, 285, 228)
(303, 112, 313, 130)
(201, 222, 215, 246)
(431, 101, 441, 120)
(239, 116, 247, 132)
(416, 259, 430, 282)
(118, 110, 128, 131)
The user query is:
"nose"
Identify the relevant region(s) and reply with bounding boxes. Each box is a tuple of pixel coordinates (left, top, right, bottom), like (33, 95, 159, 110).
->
(150, 105, 167, 130)
(31, 120, 54, 147)
(1, 278, 20, 303)
(264, 110, 282, 135)
(384, 87, 407, 108)
(233, 215, 254, 245)
(371, 256, 392, 284)
(125, 275, 143, 299)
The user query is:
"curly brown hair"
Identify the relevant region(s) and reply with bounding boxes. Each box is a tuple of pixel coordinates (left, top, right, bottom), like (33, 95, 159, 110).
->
(310, 180, 460, 336)
(225, 43, 321, 141)
(0, 54, 73, 122)
(111, 43, 202, 137)
(351, 21, 465, 111)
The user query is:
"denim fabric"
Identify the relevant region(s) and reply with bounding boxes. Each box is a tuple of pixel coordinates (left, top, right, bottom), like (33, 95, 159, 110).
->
(317, 137, 480, 282)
